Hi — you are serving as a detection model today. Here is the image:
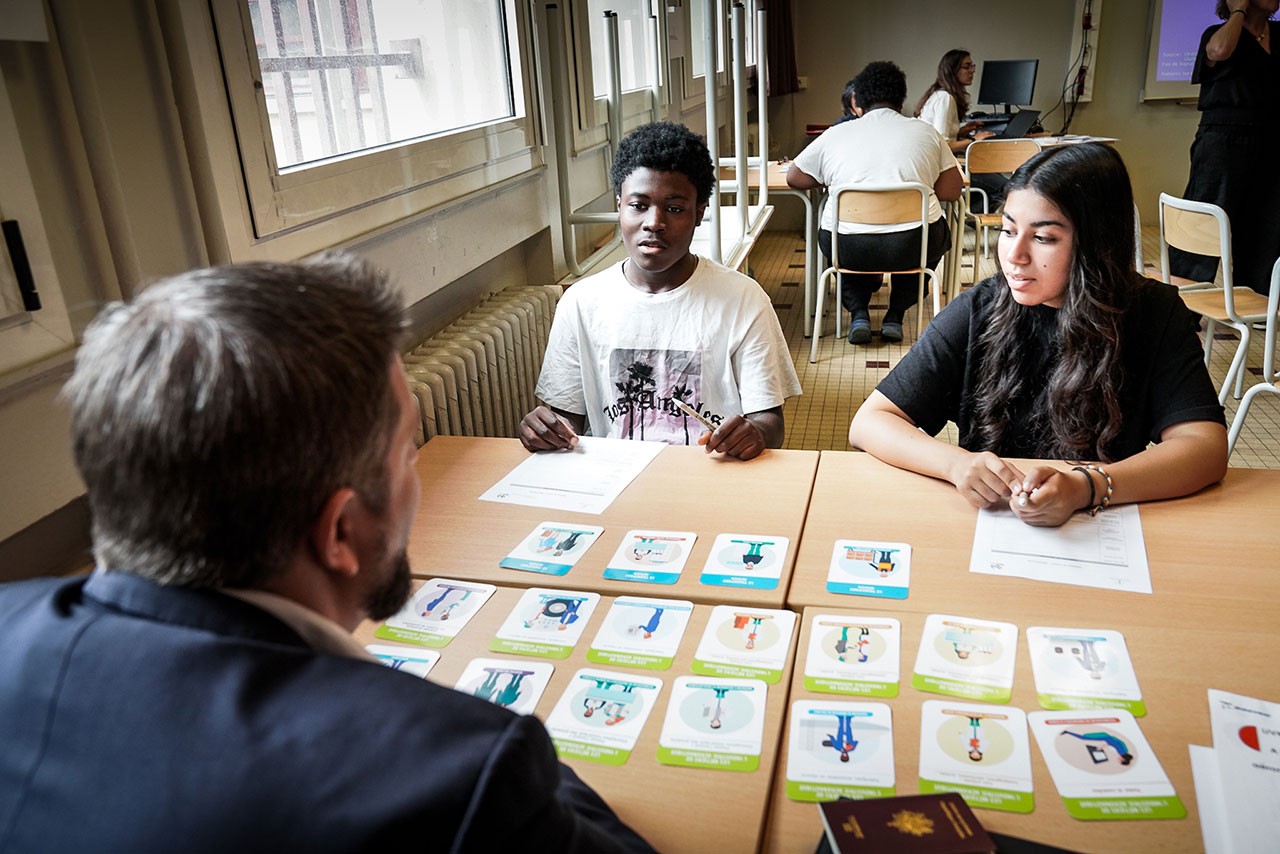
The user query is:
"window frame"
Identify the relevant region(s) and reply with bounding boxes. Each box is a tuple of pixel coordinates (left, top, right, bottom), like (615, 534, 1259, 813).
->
(207, 0, 543, 243)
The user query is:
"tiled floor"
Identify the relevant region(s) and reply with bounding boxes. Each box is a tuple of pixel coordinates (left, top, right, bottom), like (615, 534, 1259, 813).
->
(752, 227, 1280, 469)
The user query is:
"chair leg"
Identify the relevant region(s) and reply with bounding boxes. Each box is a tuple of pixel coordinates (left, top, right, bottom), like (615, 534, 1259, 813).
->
(1217, 329, 1250, 405)
(1227, 381, 1277, 455)
(916, 271, 925, 338)
(810, 269, 833, 363)
(1202, 319, 1216, 366)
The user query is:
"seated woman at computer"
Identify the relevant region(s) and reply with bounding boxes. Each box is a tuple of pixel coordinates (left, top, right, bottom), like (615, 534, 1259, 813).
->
(849, 143, 1227, 527)
(915, 49, 993, 155)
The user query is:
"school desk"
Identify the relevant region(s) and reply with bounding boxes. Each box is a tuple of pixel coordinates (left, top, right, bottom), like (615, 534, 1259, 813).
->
(406, 436, 819, 609)
(354, 583, 796, 854)
(762, 604, 1270, 853)
(785, 451, 1280, 633)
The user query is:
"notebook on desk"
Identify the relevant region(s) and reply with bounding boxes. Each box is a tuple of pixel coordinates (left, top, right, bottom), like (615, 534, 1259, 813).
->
(991, 109, 1039, 139)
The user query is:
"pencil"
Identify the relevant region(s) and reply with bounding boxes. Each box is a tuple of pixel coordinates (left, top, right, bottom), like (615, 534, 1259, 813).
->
(671, 398, 716, 433)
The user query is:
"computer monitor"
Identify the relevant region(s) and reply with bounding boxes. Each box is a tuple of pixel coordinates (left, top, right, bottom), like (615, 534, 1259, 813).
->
(976, 59, 1039, 114)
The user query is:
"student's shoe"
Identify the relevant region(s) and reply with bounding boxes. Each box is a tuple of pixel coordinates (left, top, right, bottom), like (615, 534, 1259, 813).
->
(848, 318, 872, 344)
(880, 321, 904, 342)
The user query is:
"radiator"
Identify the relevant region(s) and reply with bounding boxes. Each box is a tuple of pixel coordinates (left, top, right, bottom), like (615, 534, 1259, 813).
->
(404, 285, 562, 444)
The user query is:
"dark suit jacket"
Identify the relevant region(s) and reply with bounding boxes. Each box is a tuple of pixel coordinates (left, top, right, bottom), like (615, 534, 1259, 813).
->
(0, 572, 653, 853)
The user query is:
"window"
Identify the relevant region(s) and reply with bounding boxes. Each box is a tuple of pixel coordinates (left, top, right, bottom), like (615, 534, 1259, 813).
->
(211, 0, 539, 241)
(248, 0, 516, 170)
(585, 0, 654, 98)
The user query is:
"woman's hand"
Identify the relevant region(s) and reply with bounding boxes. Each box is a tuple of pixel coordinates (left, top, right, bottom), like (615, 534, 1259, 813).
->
(947, 451, 1025, 508)
(1008, 466, 1090, 527)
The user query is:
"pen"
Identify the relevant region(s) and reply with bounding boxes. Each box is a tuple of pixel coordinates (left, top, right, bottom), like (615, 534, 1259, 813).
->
(671, 398, 716, 433)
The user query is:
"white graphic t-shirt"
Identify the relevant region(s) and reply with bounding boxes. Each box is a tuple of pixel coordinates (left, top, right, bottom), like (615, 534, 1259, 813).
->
(536, 257, 801, 444)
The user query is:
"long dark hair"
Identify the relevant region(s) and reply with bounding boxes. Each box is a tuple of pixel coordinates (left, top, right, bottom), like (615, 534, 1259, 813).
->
(969, 143, 1137, 462)
(914, 49, 971, 120)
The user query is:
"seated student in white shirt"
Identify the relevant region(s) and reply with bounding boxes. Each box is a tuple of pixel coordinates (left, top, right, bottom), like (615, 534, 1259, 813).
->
(787, 61, 963, 344)
(519, 122, 801, 461)
(915, 49, 1006, 208)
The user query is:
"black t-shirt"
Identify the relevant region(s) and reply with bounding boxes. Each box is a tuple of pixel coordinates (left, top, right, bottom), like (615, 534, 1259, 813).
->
(876, 277, 1225, 460)
(1194, 22, 1280, 125)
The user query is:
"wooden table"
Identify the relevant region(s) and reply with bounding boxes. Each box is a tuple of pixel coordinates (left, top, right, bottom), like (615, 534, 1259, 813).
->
(787, 451, 1280, 633)
(355, 584, 795, 854)
(763, 604, 1272, 853)
(407, 437, 819, 608)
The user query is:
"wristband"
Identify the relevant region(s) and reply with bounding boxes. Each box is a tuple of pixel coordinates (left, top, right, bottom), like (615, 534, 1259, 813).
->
(1079, 464, 1113, 515)
(1071, 466, 1095, 511)
(1231, 8, 1246, 18)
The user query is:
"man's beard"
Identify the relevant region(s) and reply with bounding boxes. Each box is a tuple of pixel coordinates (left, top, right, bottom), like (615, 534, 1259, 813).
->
(364, 548, 413, 621)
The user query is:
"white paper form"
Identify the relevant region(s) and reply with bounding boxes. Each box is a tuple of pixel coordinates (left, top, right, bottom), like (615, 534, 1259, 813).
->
(479, 436, 664, 514)
(1189, 745, 1229, 854)
(969, 504, 1151, 594)
(1205, 690, 1280, 853)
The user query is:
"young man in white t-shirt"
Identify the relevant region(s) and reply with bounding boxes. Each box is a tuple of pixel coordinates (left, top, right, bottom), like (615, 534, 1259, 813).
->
(519, 122, 801, 461)
(788, 61, 963, 345)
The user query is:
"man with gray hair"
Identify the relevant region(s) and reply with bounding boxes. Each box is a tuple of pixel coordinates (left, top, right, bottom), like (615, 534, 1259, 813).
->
(0, 254, 652, 852)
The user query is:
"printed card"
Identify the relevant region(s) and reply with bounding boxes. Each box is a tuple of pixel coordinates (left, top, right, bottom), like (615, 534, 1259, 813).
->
(454, 657, 555, 716)
(545, 667, 664, 765)
(656, 675, 767, 772)
(1027, 627, 1145, 716)
(586, 596, 694, 670)
(602, 530, 697, 584)
(489, 587, 601, 659)
(825, 540, 911, 599)
(691, 605, 797, 684)
(374, 578, 496, 647)
(1205, 690, 1280, 852)
(499, 521, 605, 576)
(912, 614, 1018, 703)
(785, 700, 895, 802)
(699, 533, 789, 590)
(918, 700, 1034, 813)
(365, 644, 441, 679)
(1028, 709, 1185, 820)
(803, 614, 901, 697)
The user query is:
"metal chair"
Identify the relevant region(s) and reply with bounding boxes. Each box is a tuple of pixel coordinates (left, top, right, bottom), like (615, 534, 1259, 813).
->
(1158, 193, 1272, 403)
(962, 138, 1041, 267)
(809, 183, 941, 363)
(1227, 257, 1280, 455)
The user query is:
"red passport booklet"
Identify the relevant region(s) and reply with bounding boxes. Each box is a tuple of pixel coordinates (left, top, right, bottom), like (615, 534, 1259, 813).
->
(819, 793, 996, 854)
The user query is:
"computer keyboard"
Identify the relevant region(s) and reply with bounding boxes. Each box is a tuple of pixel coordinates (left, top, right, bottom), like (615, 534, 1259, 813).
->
(967, 111, 1011, 121)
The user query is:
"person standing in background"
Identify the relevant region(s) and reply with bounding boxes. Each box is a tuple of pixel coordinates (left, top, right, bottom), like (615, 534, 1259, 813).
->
(1170, 0, 1280, 295)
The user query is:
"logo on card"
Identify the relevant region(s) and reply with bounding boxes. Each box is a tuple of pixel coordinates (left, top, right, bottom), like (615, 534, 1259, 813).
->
(1239, 725, 1261, 751)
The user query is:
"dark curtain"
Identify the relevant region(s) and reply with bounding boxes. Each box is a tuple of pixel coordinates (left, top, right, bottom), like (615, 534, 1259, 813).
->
(764, 0, 800, 96)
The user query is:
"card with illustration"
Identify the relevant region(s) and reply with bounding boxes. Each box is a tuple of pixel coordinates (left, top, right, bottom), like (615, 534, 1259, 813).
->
(545, 668, 664, 765)
(365, 644, 441, 679)
(656, 675, 768, 771)
(911, 614, 1018, 703)
(1027, 627, 1145, 716)
(825, 540, 911, 599)
(499, 521, 605, 576)
(803, 614, 901, 697)
(918, 700, 1034, 813)
(374, 578, 496, 647)
(691, 605, 797, 684)
(785, 700, 895, 802)
(1028, 709, 1185, 820)
(489, 587, 601, 659)
(602, 530, 697, 584)
(454, 657, 555, 716)
(586, 596, 694, 670)
(699, 533, 789, 590)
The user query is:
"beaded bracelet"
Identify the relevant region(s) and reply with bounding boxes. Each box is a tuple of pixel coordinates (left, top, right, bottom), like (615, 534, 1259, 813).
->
(1079, 464, 1113, 516)
(1071, 466, 1095, 512)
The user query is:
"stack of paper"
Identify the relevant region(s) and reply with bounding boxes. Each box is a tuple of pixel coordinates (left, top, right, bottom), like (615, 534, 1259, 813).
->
(1189, 690, 1280, 852)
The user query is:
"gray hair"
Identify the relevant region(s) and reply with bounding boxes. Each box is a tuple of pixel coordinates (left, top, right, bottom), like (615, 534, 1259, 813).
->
(65, 252, 407, 588)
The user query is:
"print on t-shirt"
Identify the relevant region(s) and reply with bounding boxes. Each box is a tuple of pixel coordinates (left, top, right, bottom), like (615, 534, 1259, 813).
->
(603, 348, 718, 445)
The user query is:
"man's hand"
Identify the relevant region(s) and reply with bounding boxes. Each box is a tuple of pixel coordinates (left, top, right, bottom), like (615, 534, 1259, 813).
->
(697, 414, 767, 460)
(947, 451, 1024, 508)
(518, 406, 580, 452)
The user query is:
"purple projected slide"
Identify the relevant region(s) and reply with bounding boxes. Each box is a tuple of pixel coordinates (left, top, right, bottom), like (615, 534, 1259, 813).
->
(1157, 0, 1221, 82)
